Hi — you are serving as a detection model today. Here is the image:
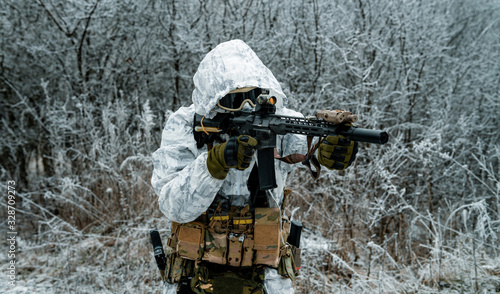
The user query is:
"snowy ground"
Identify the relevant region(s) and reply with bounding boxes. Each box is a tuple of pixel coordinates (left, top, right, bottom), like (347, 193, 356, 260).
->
(2, 217, 499, 294)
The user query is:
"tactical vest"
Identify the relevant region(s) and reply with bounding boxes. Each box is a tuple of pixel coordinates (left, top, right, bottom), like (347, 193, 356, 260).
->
(161, 190, 301, 293)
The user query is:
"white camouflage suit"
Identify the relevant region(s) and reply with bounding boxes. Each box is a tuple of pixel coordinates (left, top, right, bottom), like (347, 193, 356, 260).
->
(152, 40, 308, 294)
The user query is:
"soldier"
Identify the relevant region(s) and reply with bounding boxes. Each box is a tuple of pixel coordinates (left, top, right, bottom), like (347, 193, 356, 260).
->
(151, 40, 358, 294)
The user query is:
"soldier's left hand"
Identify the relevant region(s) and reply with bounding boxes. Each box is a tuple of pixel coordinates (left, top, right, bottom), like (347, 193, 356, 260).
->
(317, 135, 358, 170)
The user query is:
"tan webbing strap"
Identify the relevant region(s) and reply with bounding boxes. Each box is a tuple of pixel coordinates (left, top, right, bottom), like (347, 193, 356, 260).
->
(274, 135, 322, 179)
(305, 136, 322, 179)
(273, 149, 306, 164)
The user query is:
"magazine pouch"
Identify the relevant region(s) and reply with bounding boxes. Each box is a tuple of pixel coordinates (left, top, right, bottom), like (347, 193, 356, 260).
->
(227, 233, 244, 267)
(241, 235, 254, 267)
(176, 222, 205, 260)
(202, 227, 228, 265)
(253, 207, 281, 267)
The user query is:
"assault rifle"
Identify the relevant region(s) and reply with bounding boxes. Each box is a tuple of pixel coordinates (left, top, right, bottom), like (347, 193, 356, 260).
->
(194, 92, 388, 190)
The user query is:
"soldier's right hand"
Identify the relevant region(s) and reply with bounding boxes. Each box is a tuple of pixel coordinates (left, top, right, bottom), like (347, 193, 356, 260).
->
(207, 135, 257, 180)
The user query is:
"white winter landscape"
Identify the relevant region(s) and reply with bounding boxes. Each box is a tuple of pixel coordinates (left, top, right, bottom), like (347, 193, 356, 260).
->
(1, 1, 499, 293)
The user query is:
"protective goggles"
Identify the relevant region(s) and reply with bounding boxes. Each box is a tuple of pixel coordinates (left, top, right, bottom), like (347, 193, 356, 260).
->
(217, 87, 263, 111)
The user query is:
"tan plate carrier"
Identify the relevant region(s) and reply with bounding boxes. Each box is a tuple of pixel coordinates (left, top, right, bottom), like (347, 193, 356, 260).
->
(164, 205, 299, 284)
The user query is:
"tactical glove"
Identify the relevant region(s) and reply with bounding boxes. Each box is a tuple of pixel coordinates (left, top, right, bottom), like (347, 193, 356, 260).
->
(207, 135, 258, 180)
(318, 135, 358, 171)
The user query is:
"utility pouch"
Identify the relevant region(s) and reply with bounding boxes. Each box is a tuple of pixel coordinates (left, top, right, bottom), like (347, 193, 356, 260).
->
(176, 222, 205, 260)
(241, 235, 254, 267)
(228, 233, 244, 267)
(167, 254, 195, 285)
(277, 245, 298, 282)
(202, 227, 228, 265)
(164, 250, 174, 283)
(254, 207, 281, 267)
(170, 254, 184, 283)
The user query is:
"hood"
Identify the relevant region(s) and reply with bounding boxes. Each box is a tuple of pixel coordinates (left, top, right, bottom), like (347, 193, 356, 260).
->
(192, 40, 286, 118)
